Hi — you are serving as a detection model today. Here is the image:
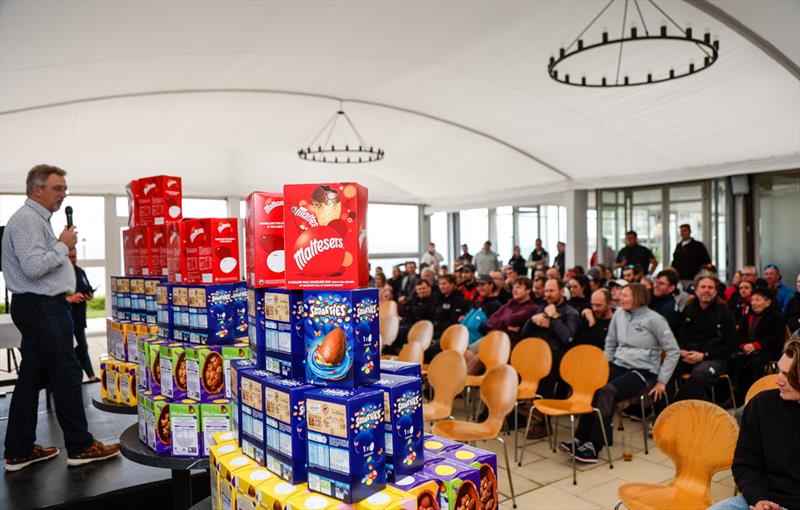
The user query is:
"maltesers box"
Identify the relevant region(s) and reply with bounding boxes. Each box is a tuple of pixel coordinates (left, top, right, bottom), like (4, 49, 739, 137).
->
(159, 343, 188, 400)
(262, 377, 315, 484)
(438, 444, 498, 510)
(247, 287, 304, 366)
(126, 175, 182, 227)
(234, 466, 279, 510)
(305, 387, 386, 503)
(200, 399, 233, 456)
(239, 370, 272, 466)
(170, 399, 201, 457)
(303, 289, 379, 389)
(117, 362, 138, 407)
(379, 360, 422, 380)
(354, 485, 417, 510)
(182, 218, 241, 284)
(391, 473, 442, 510)
(246, 192, 285, 288)
(156, 283, 173, 340)
(421, 457, 481, 510)
(370, 374, 424, 481)
(148, 395, 171, 454)
(283, 183, 369, 290)
(138, 391, 152, 444)
(218, 453, 258, 510)
(145, 225, 168, 277)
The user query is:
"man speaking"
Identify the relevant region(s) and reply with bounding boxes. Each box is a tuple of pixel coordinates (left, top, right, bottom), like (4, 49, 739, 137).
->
(2, 164, 119, 471)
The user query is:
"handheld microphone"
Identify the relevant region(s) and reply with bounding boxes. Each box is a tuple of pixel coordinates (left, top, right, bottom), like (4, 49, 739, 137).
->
(65, 206, 73, 228)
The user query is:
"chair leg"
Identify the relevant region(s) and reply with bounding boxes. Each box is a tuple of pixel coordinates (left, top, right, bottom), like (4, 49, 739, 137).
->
(594, 408, 614, 470)
(569, 414, 577, 485)
(496, 437, 516, 508)
(725, 375, 737, 411)
(518, 406, 536, 466)
(639, 395, 648, 454)
(552, 416, 559, 453)
(464, 387, 469, 418)
(544, 412, 553, 451)
(513, 401, 519, 463)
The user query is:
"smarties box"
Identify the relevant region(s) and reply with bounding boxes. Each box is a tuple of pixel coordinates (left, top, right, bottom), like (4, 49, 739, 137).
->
(421, 457, 480, 510)
(126, 174, 182, 227)
(246, 192, 285, 287)
(182, 282, 247, 344)
(263, 377, 314, 484)
(239, 370, 271, 466)
(371, 374, 424, 481)
(438, 444, 498, 510)
(305, 387, 386, 503)
(283, 183, 369, 290)
(303, 289, 379, 389)
(156, 283, 173, 340)
(230, 359, 257, 444)
(247, 287, 304, 367)
(379, 360, 422, 380)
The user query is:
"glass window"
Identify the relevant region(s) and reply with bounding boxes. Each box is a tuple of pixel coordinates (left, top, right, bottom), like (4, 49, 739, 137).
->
(370, 204, 419, 254)
(62, 196, 105, 260)
(713, 179, 727, 279)
(459, 208, 488, 258)
(758, 172, 800, 284)
(0, 194, 27, 223)
(631, 203, 663, 271)
(668, 201, 704, 258)
(517, 207, 539, 261)
(116, 196, 128, 217)
(540, 205, 562, 257)
(587, 208, 597, 265)
(83, 267, 107, 297)
(240, 200, 246, 219)
(632, 189, 662, 204)
(670, 185, 703, 202)
(429, 212, 449, 266)
(369, 257, 413, 278)
(182, 198, 228, 218)
(496, 206, 514, 265)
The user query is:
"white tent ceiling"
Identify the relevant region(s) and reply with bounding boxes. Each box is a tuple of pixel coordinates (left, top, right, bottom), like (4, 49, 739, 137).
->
(1, 0, 798, 209)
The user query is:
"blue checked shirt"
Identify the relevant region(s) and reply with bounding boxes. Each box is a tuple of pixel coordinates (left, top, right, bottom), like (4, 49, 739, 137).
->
(2, 199, 76, 296)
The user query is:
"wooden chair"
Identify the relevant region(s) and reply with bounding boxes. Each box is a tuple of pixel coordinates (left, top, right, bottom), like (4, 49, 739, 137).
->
(408, 320, 434, 351)
(397, 341, 423, 365)
(464, 331, 511, 419)
(432, 365, 519, 508)
(423, 351, 467, 424)
(509, 338, 552, 462)
(379, 314, 399, 349)
(528, 345, 611, 483)
(616, 400, 739, 510)
(421, 324, 468, 376)
(744, 373, 779, 405)
(379, 300, 398, 318)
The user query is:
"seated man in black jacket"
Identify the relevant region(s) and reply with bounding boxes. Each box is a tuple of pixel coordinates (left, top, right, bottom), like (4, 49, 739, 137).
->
(432, 274, 468, 338)
(672, 275, 737, 402)
(708, 340, 800, 510)
(575, 288, 613, 349)
(650, 269, 679, 333)
(384, 279, 435, 355)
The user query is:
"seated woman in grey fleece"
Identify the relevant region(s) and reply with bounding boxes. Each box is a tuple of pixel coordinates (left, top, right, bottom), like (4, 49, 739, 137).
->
(560, 283, 680, 463)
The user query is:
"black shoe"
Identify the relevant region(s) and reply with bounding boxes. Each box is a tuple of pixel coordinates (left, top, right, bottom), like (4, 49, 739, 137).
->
(559, 439, 581, 455)
(574, 442, 599, 464)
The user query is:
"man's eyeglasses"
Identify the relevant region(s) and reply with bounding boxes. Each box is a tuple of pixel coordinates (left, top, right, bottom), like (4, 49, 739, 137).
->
(39, 184, 68, 193)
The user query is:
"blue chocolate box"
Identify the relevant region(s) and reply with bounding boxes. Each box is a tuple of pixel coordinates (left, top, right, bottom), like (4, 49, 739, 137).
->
(247, 287, 304, 360)
(379, 360, 422, 379)
(305, 387, 386, 503)
(370, 374, 424, 481)
(263, 377, 315, 484)
(238, 369, 272, 466)
(303, 289, 379, 388)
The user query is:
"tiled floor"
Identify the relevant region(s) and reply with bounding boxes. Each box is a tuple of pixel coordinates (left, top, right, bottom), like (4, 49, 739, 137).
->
(436, 404, 739, 510)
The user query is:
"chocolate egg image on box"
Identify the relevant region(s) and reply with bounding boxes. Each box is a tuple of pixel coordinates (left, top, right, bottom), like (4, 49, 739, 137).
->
(202, 352, 224, 394)
(316, 327, 346, 366)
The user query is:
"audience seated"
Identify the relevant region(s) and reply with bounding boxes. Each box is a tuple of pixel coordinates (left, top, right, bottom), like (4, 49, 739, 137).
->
(729, 279, 754, 324)
(763, 264, 792, 313)
(460, 275, 503, 346)
(508, 245, 527, 277)
(566, 274, 591, 312)
(388, 265, 403, 301)
(431, 274, 468, 339)
(398, 260, 418, 304)
(708, 340, 800, 510)
(553, 241, 566, 277)
(490, 270, 511, 304)
(575, 288, 613, 349)
(622, 263, 645, 283)
(519, 278, 580, 398)
(727, 265, 758, 316)
(649, 269, 680, 332)
(730, 287, 787, 404)
(456, 264, 478, 301)
(671, 275, 737, 402)
(785, 273, 800, 334)
(532, 276, 547, 307)
(385, 279, 435, 355)
(563, 283, 679, 463)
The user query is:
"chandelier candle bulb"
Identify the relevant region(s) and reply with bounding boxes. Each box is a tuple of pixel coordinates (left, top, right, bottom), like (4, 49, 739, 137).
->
(686, 26, 692, 38)
(577, 39, 583, 50)
(689, 61, 695, 73)
(660, 24, 667, 36)
(581, 76, 587, 85)
(631, 25, 638, 38)
(559, 47, 565, 57)
(602, 30, 609, 43)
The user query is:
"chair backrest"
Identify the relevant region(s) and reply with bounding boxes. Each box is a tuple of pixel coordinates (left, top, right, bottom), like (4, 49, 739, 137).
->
(477, 331, 511, 370)
(408, 320, 434, 351)
(745, 373, 780, 405)
(479, 364, 519, 434)
(510, 338, 552, 395)
(558, 345, 609, 405)
(379, 314, 400, 348)
(380, 300, 398, 318)
(653, 400, 739, 505)
(439, 324, 469, 354)
(397, 341, 423, 364)
(428, 351, 467, 414)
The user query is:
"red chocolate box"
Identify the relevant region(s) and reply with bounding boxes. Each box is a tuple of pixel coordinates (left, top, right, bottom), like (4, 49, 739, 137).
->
(126, 175, 182, 227)
(245, 192, 285, 287)
(146, 225, 168, 277)
(283, 183, 369, 289)
(183, 218, 241, 284)
(167, 220, 191, 283)
(122, 228, 140, 276)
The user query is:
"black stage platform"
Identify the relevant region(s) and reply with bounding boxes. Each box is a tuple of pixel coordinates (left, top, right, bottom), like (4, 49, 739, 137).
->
(1, 385, 210, 509)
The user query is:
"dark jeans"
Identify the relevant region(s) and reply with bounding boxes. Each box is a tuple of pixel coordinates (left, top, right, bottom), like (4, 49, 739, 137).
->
(5, 293, 93, 458)
(575, 363, 657, 452)
(672, 359, 727, 401)
(730, 351, 778, 404)
(73, 327, 95, 378)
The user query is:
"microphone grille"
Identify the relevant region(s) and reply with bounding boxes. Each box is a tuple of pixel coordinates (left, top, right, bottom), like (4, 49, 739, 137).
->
(65, 206, 73, 214)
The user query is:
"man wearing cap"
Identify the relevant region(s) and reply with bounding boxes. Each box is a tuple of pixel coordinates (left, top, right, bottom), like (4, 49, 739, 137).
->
(457, 264, 478, 302)
(615, 231, 657, 276)
(461, 275, 503, 345)
(473, 241, 500, 276)
(763, 265, 792, 313)
(671, 224, 711, 288)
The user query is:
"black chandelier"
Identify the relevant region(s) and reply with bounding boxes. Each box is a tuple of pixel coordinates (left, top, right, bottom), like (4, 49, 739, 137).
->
(548, 0, 720, 87)
(298, 106, 384, 163)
